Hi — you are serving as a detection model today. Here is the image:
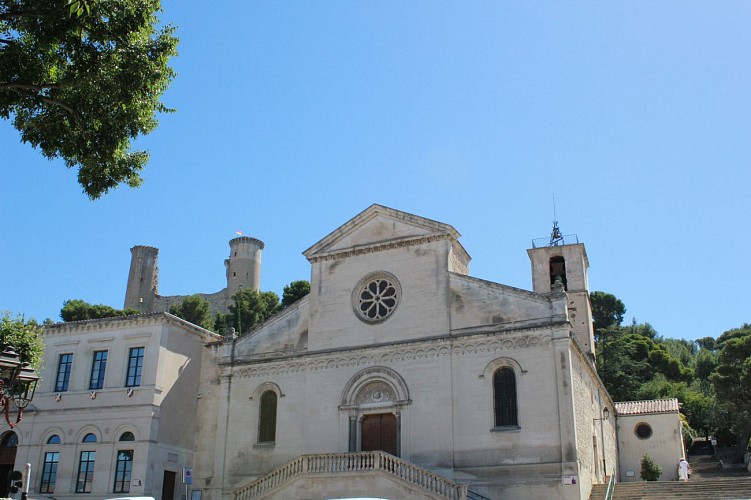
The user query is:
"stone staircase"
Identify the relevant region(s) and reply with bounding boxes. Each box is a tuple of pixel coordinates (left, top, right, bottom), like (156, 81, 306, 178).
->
(589, 446, 751, 500)
(590, 478, 751, 499)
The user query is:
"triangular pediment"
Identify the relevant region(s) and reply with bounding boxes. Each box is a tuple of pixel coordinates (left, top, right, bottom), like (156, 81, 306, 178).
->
(303, 204, 461, 261)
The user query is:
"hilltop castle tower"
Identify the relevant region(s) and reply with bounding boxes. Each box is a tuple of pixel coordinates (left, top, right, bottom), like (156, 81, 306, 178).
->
(124, 245, 159, 312)
(124, 236, 264, 314)
(225, 236, 264, 299)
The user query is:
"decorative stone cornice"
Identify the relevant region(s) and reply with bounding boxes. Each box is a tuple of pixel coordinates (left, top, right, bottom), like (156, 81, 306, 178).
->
(233, 330, 554, 380)
(43, 312, 221, 341)
(306, 232, 455, 263)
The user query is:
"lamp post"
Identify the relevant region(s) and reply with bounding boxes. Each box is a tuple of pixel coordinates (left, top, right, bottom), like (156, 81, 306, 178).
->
(594, 407, 610, 479)
(0, 346, 39, 428)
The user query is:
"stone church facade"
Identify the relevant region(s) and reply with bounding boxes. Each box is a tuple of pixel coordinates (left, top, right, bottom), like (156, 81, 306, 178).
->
(192, 204, 618, 500)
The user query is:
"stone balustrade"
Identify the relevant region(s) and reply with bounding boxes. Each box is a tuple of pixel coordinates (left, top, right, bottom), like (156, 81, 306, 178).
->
(234, 451, 469, 500)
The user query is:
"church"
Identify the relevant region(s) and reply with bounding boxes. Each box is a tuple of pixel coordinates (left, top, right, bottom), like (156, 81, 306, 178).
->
(192, 204, 618, 500)
(6, 204, 684, 500)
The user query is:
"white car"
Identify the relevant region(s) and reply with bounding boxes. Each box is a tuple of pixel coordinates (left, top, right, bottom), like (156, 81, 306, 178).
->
(104, 497, 156, 500)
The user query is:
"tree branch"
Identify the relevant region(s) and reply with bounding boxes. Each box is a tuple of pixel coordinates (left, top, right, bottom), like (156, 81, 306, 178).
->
(0, 39, 13, 45)
(2, 85, 79, 124)
(38, 96, 77, 118)
(0, 83, 60, 91)
(0, 10, 39, 22)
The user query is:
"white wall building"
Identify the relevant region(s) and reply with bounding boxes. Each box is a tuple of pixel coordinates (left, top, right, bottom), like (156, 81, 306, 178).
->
(6, 313, 219, 500)
(615, 399, 685, 482)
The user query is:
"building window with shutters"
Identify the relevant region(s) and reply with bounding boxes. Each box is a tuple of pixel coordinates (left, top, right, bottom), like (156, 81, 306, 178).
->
(257, 390, 277, 443)
(493, 367, 519, 428)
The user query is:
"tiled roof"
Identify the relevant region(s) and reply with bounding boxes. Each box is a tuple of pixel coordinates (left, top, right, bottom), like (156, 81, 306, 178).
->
(615, 398, 680, 416)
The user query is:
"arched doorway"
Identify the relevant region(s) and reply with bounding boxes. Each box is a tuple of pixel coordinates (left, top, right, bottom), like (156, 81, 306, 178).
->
(340, 366, 411, 457)
(0, 431, 18, 497)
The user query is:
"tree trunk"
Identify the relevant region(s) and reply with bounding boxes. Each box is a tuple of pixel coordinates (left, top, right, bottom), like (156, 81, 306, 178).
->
(734, 418, 751, 463)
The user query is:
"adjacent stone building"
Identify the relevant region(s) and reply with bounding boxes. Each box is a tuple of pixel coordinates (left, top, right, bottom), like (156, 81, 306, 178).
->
(6, 313, 219, 499)
(615, 399, 685, 482)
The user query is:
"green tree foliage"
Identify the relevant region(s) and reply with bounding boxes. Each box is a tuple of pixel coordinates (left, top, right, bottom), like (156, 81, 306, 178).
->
(0, 312, 44, 368)
(281, 280, 310, 308)
(696, 336, 717, 351)
(590, 291, 625, 337)
(710, 324, 751, 462)
(640, 454, 662, 481)
(597, 318, 691, 401)
(0, 0, 178, 199)
(169, 295, 213, 330)
(694, 348, 717, 381)
(226, 289, 280, 336)
(60, 299, 139, 322)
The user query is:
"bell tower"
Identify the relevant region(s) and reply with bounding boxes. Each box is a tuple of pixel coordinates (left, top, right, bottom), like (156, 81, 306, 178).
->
(527, 222, 595, 356)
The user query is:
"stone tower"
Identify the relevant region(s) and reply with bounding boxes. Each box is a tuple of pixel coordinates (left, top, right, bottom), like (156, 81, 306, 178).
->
(527, 225, 595, 356)
(225, 236, 264, 301)
(124, 245, 159, 313)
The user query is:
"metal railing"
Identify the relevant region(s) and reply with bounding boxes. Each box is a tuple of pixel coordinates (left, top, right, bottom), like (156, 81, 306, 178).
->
(467, 488, 491, 500)
(603, 475, 615, 500)
(234, 451, 469, 500)
(531, 233, 579, 248)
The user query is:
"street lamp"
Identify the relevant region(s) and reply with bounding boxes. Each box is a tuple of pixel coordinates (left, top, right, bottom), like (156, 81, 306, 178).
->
(0, 346, 39, 428)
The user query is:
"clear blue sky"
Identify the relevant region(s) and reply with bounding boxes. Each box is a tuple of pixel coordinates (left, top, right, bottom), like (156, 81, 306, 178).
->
(1, 1, 749, 341)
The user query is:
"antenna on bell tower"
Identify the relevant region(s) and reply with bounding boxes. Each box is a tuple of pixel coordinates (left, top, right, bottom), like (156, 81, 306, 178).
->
(550, 195, 563, 246)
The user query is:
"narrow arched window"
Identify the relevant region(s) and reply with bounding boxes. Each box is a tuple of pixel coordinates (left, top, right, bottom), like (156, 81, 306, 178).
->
(82, 433, 97, 443)
(493, 367, 518, 427)
(258, 390, 277, 443)
(119, 432, 135, 442)
(46, 435, 61, 445)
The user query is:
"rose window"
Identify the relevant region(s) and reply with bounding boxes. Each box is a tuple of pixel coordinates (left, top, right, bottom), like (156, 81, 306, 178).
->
(353, 272, 401, 323)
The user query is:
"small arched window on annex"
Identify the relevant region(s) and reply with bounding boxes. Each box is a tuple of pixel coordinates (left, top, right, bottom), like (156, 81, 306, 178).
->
(549, 255, 567, 290)
(119, 431, 135, 442)
(481, 358, 525, 431)
(340, 366, 411, 456)
(75, 426, 101, 446)
(46, 434, 62, 445)
(250, 382, 283, 446)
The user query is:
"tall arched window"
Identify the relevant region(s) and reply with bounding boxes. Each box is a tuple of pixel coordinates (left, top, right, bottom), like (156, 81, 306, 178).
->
(258, 390, 277, 443)
(493, 367, 518, 427)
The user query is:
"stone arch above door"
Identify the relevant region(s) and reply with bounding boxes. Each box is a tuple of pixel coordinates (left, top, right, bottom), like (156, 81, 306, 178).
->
(339, 366, 411, 410)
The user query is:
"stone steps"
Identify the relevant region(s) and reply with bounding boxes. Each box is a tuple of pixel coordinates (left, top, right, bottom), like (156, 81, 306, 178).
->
(590, 477, 751, 500)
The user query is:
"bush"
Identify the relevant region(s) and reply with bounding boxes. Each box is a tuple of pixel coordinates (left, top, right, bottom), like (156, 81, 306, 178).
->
(640, 453, 662, 481)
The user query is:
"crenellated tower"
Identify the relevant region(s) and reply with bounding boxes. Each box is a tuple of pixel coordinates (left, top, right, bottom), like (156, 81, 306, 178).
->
(225, 236, 264, 300)
(124, 245, 159, 313)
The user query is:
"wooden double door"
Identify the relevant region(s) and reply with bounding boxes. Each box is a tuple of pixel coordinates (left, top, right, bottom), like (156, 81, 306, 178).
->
(361, 413, 397, 456)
